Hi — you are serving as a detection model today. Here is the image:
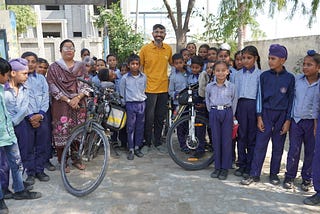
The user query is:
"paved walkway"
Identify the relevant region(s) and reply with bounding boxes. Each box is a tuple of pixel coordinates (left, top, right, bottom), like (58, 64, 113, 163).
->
(5, 143, 320, 214)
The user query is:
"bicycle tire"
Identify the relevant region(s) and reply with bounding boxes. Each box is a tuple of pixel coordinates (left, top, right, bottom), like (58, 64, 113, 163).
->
(166, 115, 214, 170)
(61, 123, 110, 197)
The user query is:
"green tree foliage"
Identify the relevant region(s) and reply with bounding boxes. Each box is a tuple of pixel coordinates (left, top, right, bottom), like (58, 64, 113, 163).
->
(268, 0, 319, 27)
(198, 0, 319, 50)
(95, 3, 144, 64)
(7, 5, 37, 35)
(196, 0, 266, 49)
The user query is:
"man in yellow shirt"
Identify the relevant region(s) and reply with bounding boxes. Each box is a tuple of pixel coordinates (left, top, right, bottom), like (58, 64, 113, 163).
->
(139, 24, 172, 153)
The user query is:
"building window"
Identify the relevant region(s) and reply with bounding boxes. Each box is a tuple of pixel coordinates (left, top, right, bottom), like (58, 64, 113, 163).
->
(45, 5, 60, 10)
(73, 32, 82, 37)
(93, 5, 100, 15)
(107, 0, 120, 9)
(43, 32, 61, 38)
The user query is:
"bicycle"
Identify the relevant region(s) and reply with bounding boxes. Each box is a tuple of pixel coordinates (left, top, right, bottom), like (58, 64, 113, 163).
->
(166, 83, 214, 170)
(60, 78, 126, 197)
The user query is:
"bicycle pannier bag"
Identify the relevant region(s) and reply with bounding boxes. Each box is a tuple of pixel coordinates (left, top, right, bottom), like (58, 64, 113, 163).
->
(177, 83, 199, 105)
(105, 104, 127, 131)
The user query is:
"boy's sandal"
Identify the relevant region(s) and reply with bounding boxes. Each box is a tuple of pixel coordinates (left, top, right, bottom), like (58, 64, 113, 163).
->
(65, 166, 71, 173)
(72, 162, 86, 170)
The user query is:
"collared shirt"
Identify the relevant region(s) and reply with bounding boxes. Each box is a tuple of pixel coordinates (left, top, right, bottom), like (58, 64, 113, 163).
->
(292, 74, 320, 123)
(205, 80, 238, 115)
(234, 67, 261, 100)
(26, 71, 49, 116)
(114, 68, 122, 93)
(0, 84, 17, 147)
(256, 68, 295, 120)
(4, 82, 29, 126)
(187, 73, 200, 85)
(169, 69, 188, 105)
(91, 75, 101, 87)
(119, 71, 147, 105)
(139, 41, 173, 93)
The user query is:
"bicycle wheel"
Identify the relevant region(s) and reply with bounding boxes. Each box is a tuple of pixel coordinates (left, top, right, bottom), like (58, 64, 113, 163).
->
(61, 123, 110, 196)
(166, 115, 214, 170)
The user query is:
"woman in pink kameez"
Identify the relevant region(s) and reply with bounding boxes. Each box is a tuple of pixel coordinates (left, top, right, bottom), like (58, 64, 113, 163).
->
(47, 39, 90, 172)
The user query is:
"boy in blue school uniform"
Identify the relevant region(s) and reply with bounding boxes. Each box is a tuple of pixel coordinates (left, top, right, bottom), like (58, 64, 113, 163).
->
(233, 46, 261, 178)
(241, 44, 295, 186)
(187, 56, 207, 159)
(119, 54, 147, 160)
(21, 52, 50, 184)
(206, 60, 238, 180)
(0, 58, 41, 214)
(284, 50, 320, 191)
(107, 54, 127, 151)
(168, 53, 189, 152)
(303, 51, 320, 205)
(3, 58, 30, 199)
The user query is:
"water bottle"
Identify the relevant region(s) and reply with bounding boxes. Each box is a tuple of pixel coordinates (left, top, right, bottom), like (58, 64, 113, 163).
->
(172, 106, 179, 120)
(232, 120, 239, 139)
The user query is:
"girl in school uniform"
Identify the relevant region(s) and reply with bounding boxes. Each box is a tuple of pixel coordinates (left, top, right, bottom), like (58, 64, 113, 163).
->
(206, 60, 238, 180)
(233, 46, 262, 178)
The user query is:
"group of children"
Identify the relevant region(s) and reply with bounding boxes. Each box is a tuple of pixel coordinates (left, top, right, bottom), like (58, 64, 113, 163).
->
(1, 40, 320, 213)
(0, 54, 51, 213)
(170, 42, 320, 205)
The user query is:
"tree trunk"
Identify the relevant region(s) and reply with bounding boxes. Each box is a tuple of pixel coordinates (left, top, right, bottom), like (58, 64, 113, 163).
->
(163, 0, 195, 53)
(175, 29, 186, 52)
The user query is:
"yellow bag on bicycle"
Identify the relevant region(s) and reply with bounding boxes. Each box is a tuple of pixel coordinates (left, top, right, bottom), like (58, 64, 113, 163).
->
(105, 104, 127, 131)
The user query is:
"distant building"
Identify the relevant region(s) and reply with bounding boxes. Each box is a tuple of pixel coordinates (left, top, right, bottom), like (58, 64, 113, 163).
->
(6, 0, 123, 62)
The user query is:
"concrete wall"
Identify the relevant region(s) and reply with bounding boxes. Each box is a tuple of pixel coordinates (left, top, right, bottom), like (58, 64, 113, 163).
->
(19, 37, 103, 63)
(17, 34, 319, 69)
(246, 35, 320, 73)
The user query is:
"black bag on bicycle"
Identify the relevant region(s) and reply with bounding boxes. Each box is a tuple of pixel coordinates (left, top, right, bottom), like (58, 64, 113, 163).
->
(103, 104, 127, 131)
(177, 83, 199, 105)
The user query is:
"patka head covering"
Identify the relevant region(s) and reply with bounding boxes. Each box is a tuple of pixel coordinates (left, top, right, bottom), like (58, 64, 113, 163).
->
(9, 58, 28, 71)
(220, 43, 231, 51)
(269, 44, 288, 59)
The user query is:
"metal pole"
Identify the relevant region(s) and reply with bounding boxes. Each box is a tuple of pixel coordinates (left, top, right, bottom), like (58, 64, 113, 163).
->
(135, 0, 138, 34)
(34, 5, 45, 57)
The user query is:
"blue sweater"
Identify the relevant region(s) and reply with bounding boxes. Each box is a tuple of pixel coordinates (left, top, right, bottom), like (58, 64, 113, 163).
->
(256, 68, 295, 120)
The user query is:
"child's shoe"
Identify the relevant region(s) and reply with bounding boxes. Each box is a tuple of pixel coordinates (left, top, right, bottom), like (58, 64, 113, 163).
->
(0, 199, 8, 214)
(127, 151, 134, 160)
(218, 169, 228, 180)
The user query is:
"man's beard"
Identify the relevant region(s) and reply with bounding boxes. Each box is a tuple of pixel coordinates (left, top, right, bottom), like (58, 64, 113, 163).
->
(154, 36, 164, 43)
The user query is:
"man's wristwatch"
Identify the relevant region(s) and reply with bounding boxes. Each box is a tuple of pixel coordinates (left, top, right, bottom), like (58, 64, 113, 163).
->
(67, 98, 71, 103)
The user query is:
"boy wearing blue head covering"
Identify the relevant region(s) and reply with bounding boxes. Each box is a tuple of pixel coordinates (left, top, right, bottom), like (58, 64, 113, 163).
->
(241, 44, 295, 186)
(0, 58, 41, 214)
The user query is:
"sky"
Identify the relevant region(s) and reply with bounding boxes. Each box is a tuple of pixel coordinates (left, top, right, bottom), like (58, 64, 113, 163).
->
(127, 0, 320, 43)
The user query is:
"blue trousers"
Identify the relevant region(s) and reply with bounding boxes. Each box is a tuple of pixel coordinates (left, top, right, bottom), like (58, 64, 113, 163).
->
(0, 148, 9, 190)
(250, 109, 287, 177)
(0, 143, 24, 199)
(285, 119, 315, 180)
(313, 117, 320, 194)
(126, 101, 146, 149)
(209, 108, 233, 170)
(235, 98, 257, 170)
(16, 117, 49, 176)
